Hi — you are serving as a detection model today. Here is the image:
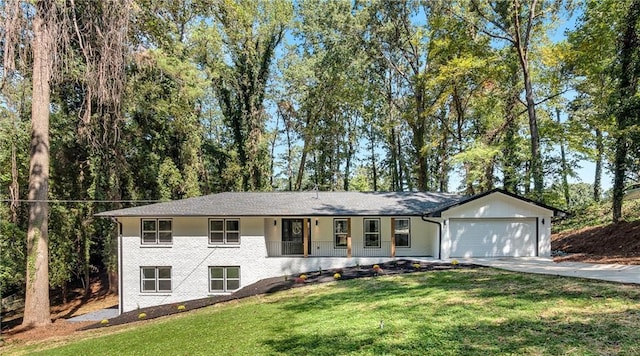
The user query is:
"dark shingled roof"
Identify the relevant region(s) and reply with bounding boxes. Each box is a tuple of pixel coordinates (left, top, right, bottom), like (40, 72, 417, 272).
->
(95, 191, 464, 217)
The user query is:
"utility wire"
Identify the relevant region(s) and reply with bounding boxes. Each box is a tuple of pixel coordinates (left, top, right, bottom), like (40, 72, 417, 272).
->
(0, 199, 163, 203)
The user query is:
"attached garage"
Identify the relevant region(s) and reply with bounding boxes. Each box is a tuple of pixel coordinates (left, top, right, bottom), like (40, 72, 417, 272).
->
(448, 218, 537, 258)
(423, 189, 565, 259)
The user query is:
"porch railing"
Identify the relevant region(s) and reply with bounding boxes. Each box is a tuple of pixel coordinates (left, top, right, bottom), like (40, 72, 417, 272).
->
(266, 240, 391, 257)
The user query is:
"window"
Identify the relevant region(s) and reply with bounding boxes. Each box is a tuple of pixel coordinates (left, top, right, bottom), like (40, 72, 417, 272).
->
(394, 218, 411, 247)
(209, 219, 240, 244)
(334, 219, 349, 248)
(141, 219, 172, 244)
(364, 218, 381, 248)
(209, 266, 240, 292)
(141, 267, 172, 292)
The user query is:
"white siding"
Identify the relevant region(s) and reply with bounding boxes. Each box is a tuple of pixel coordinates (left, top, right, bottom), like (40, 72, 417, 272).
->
(119, 216, 401, 313)
(440, 192, 553, 259)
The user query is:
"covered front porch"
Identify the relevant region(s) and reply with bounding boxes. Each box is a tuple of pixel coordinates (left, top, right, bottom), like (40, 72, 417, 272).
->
(263, 216, 437, 258)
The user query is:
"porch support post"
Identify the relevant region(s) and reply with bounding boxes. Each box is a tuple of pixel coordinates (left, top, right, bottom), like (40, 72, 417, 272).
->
(303, 218, 309, 258)
(390, 218, 396, 258)
(347, 218, 352, 258)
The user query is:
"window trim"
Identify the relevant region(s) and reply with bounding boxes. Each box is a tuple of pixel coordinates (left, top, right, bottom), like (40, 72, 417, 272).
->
(209, 218, 241, 245)
(209, 266, 241, 293)
(141, 219, 173, 245)
(333, 218, 349, 249)
(140, 266, 172, 293)
(394, 218, 411, 248)
(363, 218, 381, 248)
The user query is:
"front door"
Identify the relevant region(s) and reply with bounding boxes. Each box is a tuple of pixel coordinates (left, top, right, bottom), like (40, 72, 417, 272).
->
(282, 219, 308, 255)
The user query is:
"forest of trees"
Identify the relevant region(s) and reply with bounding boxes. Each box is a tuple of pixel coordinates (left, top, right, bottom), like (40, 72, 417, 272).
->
(1, 0, 640, 326)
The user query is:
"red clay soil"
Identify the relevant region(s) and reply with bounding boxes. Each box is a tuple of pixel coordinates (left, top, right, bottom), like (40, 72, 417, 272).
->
(552, 220, 640, 265)
(1, 279, 118, 345)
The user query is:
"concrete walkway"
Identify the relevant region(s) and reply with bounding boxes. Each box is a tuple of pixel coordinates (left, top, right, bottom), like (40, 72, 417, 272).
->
(464, 257, 640, 285)
(67, 307, 119, 322)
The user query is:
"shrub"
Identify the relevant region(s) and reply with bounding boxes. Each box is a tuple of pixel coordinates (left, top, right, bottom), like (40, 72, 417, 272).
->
(451, 259, 459, 266)
(333, 273, 341, 280)
(138, 313, 147, 319)
(412, 263, 421, 269)
(100, 319, 109, 325)
(372, 264, 383, 274)
(177, 305, 186, 311)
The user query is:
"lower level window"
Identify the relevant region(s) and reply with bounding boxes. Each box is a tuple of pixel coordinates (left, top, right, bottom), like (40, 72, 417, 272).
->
(141, 266, 172, 292)
(209, 266, 240, 292)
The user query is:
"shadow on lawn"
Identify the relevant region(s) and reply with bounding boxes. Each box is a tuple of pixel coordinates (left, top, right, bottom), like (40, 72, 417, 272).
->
(259, 309, 640, 355)
(275, 268, 640, 317)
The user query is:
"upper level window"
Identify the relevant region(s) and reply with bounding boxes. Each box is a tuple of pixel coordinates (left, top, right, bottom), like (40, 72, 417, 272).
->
(334, 218, 349, 248)
(364, 218, 381, 248)
(394, 218, 411, 248)
(209, 219, 240, 244)
(141, 266, 172, 293)
(141, 219, 172, 244)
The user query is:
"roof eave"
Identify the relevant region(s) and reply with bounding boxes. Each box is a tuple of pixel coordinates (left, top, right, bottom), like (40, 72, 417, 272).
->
(422, 188, 569, 218)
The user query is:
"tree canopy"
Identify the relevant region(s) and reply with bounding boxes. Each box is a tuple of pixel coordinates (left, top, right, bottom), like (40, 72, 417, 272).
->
(1, 0, 639, 317)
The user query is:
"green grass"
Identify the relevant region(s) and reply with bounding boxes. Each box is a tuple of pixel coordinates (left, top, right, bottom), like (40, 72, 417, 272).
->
(8, 268, 640, 355)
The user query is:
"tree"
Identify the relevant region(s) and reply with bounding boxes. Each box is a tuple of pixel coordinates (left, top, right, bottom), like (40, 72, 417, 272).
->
(612, 0, 640, 222)
(2, 0, 130, 327)
(196, 0, 292, 191)
(566, 0, 625, 202)
(455, 0, 567, 200)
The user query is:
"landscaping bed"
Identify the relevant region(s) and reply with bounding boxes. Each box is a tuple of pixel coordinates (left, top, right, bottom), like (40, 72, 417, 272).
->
(82, 259, 480, 330)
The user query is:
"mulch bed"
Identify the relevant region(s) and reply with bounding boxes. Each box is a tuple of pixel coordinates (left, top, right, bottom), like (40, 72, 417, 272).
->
(81, 260, 480, 330)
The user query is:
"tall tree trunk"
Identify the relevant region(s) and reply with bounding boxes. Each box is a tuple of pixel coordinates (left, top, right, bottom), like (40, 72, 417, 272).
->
(512, 1, 543, 200)
(390, 126, 399, 191)
(370, 124, 378, 191)
(516, 50, 543, 200)
(503, 65, 520, 193)
(23, 1, 53, 327)
(593, 128, 603, 202)
(557, 109, 570, 207)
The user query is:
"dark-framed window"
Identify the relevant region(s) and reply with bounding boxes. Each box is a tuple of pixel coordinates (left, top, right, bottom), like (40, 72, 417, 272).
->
(141, 266, 172, 292)
(334, 218, 349, 248)
(209, 219, 240, 244)
(364, 218, 381, 248)
(141, 219, 172, 244)
(209, 266, 240, 292)
(394, 218, 411, 248)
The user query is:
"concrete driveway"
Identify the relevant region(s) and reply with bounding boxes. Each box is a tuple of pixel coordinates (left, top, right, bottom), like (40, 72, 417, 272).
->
(465, 257, 640, 285)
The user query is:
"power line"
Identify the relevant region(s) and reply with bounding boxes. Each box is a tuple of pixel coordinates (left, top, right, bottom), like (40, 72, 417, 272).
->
(0, 199, 163, 203)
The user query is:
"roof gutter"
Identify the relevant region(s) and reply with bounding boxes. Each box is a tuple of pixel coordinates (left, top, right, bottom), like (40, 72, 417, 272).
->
(421, 215, 443, 260)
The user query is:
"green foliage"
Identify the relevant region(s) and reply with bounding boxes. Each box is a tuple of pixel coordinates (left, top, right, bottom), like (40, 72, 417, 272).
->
(553, 198, 640, 233)
(0, 219, 26, 296)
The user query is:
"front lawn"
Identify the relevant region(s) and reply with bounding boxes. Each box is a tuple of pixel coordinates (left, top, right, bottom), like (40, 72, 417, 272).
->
(11, 268, 640, 355)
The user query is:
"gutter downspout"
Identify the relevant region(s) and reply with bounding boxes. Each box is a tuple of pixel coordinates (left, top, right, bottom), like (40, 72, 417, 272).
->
(111, 217, 123, 315)
(421, 215, 443, 260)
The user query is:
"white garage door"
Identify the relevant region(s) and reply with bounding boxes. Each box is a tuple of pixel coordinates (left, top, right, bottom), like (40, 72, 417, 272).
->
(449, 218, 537, 258)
